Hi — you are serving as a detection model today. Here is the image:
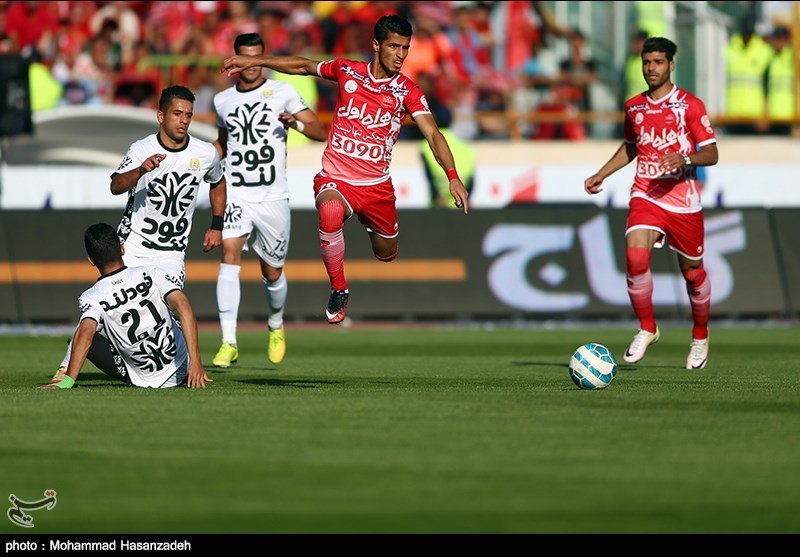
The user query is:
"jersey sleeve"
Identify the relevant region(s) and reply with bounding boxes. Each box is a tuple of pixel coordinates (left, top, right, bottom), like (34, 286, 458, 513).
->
(285, 84, 310, 116)
(687, 97, 717, 148)
(623, 105, 636, 144)
(405, 83, 432, 119)
(147, 266, 182, 301)
(317, 59, 343, 82)
(78, 292, 102, 325)
(114, 141, 145, 175)
(203, 149, 224, 185)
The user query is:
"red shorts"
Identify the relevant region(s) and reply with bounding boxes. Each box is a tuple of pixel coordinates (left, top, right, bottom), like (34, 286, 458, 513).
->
(313, 173, 399, 238)
(626, 197, 705, 259)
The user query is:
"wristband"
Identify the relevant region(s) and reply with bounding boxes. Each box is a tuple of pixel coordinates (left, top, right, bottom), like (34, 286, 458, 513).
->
(446, 168, 460, 181)
(682, 153, 692, 166)
(294, 120, 305, 133)
(211, 215, 224, 231)
(57, 376, 75, 389)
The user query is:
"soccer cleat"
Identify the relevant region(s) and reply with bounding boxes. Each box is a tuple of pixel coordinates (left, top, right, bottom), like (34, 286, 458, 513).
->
(268, 326, 286, 364)
(623, 327, 660, 363)
(325, 289, 349, 324)
(686, 338, 709, 370)
(50, 366, 67, 383)
(212, 342, 239, 368)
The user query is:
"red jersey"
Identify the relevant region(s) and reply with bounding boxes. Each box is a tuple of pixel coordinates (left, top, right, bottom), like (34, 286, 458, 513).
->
(624, 85, 716, 213)
(316, 59, 431, 186)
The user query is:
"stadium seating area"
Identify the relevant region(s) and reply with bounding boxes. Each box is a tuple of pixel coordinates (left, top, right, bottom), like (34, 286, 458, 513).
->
(1, 1, 796, 139)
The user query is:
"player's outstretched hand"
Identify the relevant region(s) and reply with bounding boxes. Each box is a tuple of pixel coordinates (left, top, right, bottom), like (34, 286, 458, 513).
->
(450, 179, 469, 214)
(221, 55, 254, 77)
(584, 173, 604, 195)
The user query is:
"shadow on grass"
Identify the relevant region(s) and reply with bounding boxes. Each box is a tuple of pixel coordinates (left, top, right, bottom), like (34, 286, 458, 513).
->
(512, 361, 570, 369)
(237, 378, 343, 389)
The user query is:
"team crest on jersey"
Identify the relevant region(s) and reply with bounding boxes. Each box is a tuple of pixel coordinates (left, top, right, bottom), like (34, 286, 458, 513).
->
(419, 95, 430, 112)
(635, 112, 644, 125)
(262, 88, 273, 98)
(345, 80, 358, 93)
(189, 158, 200, 172)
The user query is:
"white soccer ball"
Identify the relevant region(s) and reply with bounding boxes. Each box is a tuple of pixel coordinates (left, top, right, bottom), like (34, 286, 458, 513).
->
(569, 343, 617, 390)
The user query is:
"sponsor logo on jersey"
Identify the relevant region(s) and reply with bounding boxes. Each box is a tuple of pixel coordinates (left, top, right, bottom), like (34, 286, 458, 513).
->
(639, 126, 681, 151)
(98, 273, 154, 311)
(337, 97, 394, 129)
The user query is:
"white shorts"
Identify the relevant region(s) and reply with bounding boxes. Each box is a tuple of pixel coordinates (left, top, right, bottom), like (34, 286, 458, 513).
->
(121, 250, 185, 289)
(222, 195, 290, 268)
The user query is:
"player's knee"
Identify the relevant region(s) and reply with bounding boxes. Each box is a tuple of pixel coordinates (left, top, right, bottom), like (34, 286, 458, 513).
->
(682, 263, 706, 283)
(318, 200, 345, 233)
(374, 245, 398, 262)
(626, 247, 650, 276)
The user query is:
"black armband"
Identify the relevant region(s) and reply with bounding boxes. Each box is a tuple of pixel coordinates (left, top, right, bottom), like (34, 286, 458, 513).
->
(211, 215, 224, 231)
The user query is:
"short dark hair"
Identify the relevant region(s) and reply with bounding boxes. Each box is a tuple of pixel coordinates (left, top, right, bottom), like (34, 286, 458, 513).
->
(642, 37, 677, 62)
(158, 85, 195, 112)
(374, 14, 413, 43)
(233, 32, 264, 54)
(84, 223, 123, 267)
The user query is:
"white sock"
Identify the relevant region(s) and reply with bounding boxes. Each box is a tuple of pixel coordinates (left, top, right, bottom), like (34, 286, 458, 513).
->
(265, 272, 287, 331)
(217, 263, 241, 345)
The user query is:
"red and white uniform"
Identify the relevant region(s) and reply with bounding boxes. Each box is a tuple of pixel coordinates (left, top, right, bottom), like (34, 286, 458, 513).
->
(624, 85, 716, 213)
(316, 59, 431, 185)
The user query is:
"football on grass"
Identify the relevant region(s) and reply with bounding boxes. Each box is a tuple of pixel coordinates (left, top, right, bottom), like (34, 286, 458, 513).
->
(569, 343, 617, 390)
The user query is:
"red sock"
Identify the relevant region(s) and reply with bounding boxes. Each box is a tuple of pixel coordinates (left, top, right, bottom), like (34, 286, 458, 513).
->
(318, 200, 347, 291)
(683, 265, 710, 340)
(627, 247, 656, 333)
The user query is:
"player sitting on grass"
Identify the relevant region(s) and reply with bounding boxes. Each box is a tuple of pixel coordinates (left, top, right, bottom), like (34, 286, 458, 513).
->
(41, 223, 212, 389)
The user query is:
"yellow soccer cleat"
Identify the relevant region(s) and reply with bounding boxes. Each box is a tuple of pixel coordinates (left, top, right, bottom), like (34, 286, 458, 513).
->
(268, 326, 286, 364)
(212, 342, 239, 368)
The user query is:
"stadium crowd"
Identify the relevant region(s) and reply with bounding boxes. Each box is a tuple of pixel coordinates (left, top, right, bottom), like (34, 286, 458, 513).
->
(0, 0, 796, 139)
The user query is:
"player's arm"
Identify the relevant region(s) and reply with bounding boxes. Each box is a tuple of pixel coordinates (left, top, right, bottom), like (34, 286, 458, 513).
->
(690, 143, 719, 167)
(221, 54, 319, 77)
(165, 290, 212, 389)
(214, 127, 228, 159)
(659, 142, 719, 173)
(278, 109, 327, 142)
(203, 177, 226, 253)
(110, 154, 167, 195)
(584, 141, 638, 195)
(39, 318, 97, 389)
(415, 113, 469, 214)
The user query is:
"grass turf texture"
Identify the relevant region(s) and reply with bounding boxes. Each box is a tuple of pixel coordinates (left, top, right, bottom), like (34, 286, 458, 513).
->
(1, 326, 799, 534)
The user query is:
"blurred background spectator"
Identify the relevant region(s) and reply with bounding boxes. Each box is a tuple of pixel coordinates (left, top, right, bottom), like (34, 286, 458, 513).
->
(0, 1, 796, 140)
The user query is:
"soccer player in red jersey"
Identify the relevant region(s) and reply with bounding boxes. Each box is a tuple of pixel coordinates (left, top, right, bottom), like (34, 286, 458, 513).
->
(221, 14, 469, 324)
(584, 37, 719, 369)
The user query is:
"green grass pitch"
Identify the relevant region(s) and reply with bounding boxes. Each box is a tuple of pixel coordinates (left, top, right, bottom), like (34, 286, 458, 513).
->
(1, 326, 799, 534)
